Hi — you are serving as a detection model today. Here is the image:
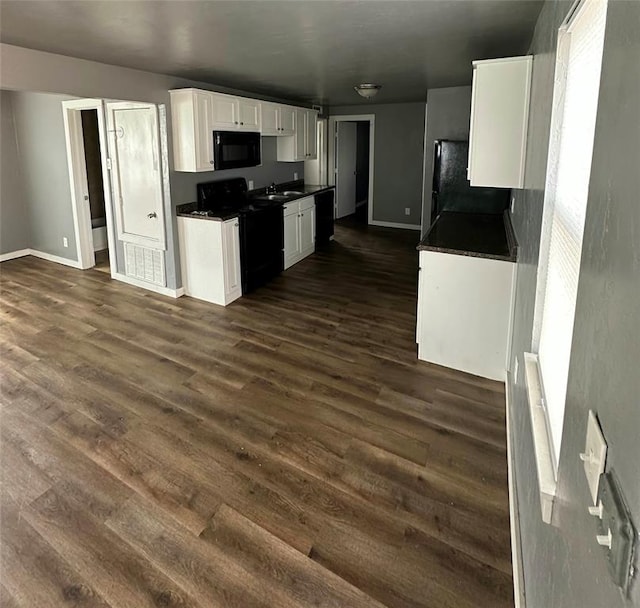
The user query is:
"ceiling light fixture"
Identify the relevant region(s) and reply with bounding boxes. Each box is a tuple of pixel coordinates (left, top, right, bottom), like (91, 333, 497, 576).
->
(354, 83, 381, 99)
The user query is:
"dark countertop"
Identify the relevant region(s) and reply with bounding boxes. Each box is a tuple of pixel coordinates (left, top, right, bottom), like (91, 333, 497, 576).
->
(417, 211, 518, 262)
(175, 202, 239, 222)
(176, 182, 334, 221)
(250, 182, 334, 203)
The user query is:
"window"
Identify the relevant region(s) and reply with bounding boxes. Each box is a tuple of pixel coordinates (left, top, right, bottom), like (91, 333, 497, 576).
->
(528, 0, 608, 477)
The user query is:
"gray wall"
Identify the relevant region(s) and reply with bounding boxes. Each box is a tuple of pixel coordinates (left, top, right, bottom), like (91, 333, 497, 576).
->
(509, 1, 640, 607)
(11, 91, 78, 260)
(421, 86, 472, 236)
(330, 103, 425, 226)
(0, 90, 29, 254)
(0, 43, 308, 288)
(356, 121, 370, 203)
(170, 137, 304, 206)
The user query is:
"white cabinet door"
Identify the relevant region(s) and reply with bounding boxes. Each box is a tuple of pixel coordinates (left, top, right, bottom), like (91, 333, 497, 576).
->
(260, 102, 279, 135)
(237, 98, 260, 132)
(280, 106, 296, 136)
(211, 94, 238, 129)
(468, 56, 532, 188)
(194, 91, 214, 170)
(293, 109, 306, 161)
(305, 110, 318, 159)
(283, 205, 300, 269)
(299, 205, 315, 257)
(222, 218, 242, 302)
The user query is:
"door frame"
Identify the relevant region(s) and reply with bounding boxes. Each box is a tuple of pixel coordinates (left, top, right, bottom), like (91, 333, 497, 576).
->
(328, 114, 375, 224)
(62, 98, 117, 275)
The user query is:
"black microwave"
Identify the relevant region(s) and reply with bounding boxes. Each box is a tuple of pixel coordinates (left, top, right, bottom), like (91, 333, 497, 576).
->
(213, 131, 261, 170)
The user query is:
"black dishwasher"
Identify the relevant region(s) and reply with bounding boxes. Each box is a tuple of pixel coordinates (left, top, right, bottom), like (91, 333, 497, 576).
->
(315, 190, 335, 245)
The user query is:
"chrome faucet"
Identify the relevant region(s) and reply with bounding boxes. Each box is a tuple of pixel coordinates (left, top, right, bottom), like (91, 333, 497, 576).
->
(266, 182, 277, 194)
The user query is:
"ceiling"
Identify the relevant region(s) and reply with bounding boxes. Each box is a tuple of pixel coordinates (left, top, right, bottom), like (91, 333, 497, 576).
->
(0, 0, 543, 106)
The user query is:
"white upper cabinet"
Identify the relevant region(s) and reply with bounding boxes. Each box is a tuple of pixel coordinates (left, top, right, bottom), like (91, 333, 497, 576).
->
(279, 105, 296, 136)
(236, 98, 261, 132)
(170, 88, 317, 171)
(211, 94, 261, 132)
(260, 102, 280, 135)
(210, 93, 237, 129)
(468, 56, 533, 189)
(277, 108, 318, 162)
(170, 89, 214, 172)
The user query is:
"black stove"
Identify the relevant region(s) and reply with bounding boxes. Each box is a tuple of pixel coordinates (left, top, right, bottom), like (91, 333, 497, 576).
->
(196, 178, 284, 294)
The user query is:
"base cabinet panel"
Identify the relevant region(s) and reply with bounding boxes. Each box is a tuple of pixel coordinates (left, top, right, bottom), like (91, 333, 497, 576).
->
(283, 198, 315, 269)
(178, 217, 242, 306)
(416, 250, 515, 380)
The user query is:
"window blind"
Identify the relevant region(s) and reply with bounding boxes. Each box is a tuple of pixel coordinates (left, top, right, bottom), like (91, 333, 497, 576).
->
(537, 0, 607, 457)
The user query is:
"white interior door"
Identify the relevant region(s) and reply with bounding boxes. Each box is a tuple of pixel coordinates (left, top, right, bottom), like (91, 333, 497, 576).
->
(336, 122, 357, 218)
(106, 102, 166, 249)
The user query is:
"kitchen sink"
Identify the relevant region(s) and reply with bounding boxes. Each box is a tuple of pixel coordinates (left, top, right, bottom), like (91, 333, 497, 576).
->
(281, 190, 305, 196)
(263, 194, 290, 201)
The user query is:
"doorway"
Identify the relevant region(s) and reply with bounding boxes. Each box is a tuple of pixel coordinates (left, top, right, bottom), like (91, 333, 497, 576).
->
(62, 98, 115, 274)
(80, 109, 109, 271)
(328, 115, 375, 223)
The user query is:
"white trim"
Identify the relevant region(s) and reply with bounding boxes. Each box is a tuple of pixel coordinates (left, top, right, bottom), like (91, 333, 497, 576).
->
(28, 249, 83, 269)
(523, 352, 557, 524)
(62, 99, 98, 269)
(112, 272, 183, 299)
(328, 114, 375, 224)
(370, 221, 421, 231)
(506, 377, 526, 608)
(0, 249, 30, 262)
(420, 101, 429, 235)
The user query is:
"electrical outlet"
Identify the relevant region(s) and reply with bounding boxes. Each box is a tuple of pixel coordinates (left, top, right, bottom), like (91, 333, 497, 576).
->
(293, 172, 299, 181)
(248, 180, 254, 191)
(63, 237, 68, 248)
(510, 195, 516, 214)
(405, 208, 411, 216)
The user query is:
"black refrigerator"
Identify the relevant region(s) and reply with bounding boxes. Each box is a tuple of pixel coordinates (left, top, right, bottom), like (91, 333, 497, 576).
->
(430, 140, 510, 225)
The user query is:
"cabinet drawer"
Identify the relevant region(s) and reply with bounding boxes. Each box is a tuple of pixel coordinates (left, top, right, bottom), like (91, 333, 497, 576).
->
(283, 202, 299, 217)
(298, 196, 315, 212)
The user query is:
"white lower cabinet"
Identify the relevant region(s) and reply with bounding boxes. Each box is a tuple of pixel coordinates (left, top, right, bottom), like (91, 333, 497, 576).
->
(283, 197, 315, 269)
(416, 250, 515, 381)
(177, 216, 242, 306)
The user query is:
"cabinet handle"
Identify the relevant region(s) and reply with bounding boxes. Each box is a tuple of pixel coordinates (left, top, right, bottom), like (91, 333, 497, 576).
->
(147, 212, 157, 219)
(234, 121, 238, 125)
(210, 160, 214, 164)
(234, 222, 239, 227)
(240, 122, 244, 125)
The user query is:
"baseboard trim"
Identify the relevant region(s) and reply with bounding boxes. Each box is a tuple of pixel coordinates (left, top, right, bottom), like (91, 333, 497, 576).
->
(506, 375, 526, 608)
(0, 249, 30, 262)
(369, 220, 421, 231)
(0, 248, 83, 268)
(112, 272, 183, 299)
(29, 249, 83, 269)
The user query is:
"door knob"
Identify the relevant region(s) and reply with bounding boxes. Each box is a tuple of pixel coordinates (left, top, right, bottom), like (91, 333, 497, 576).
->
(147, 212, 157, 219)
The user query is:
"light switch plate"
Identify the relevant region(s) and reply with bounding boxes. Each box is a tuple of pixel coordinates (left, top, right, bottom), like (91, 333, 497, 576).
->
(597, 470, 636, 593)
(581, 410, 607, 504)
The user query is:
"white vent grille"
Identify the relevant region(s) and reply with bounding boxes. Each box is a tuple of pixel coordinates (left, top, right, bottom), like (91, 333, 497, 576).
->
(124, 243, 166, 286)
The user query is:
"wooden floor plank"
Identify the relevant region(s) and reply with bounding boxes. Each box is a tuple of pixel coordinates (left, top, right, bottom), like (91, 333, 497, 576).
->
(0, 219, 514, 607)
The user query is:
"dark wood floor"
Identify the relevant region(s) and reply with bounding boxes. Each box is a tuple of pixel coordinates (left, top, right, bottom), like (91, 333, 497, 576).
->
(0, 220, 513, 608)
